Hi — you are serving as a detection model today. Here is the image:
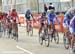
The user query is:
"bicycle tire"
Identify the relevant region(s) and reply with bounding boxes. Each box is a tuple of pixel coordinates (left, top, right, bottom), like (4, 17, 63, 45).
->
(63, 33, 69, 49)
(39, 33, 43, 45)
(54, 32, 59, 44)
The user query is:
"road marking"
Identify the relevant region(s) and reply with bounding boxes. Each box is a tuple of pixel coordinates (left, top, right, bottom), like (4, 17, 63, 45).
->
(16, 45, 34, 54)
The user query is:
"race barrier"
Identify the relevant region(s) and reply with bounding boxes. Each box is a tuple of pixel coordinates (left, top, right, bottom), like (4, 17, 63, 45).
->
(19, 14, 25, 24)
(19, 14, 64, 32)
(33, 13, 64, 32)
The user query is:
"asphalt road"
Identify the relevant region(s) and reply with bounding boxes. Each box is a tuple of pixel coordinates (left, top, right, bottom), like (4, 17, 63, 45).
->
(0, 26, 69, 54)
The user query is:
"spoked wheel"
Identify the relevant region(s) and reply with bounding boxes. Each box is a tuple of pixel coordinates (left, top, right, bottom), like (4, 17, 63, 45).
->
(12, 28, 18, 42)
(44, 28, 50, 47)
(16, 33, 18, 42)
(30, 26, 33, 36)
(26, 25, 33, 36)
(45, 34, 50, 47)
(26, 26, 29, 36)
(39, 33, 43, 45)
(63, 34, 69, 49)
(72, 45, 75, 54)
(54, 32, 59, 44)
(8, 28, 12, 38)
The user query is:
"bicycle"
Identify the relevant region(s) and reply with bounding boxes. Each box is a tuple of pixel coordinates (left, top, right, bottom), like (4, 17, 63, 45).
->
(48, 24, 59, 44)
(39, 21, 50, 47)
(0, 20, 2, 38)
(7, 19, 12, 38)
(12, 22, 18, 41)
(63, 31, 71, 49)
(26, 20, 33, 36)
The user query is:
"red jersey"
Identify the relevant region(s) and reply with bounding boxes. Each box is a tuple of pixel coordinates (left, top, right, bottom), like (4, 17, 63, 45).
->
(10, 12, 18, 23)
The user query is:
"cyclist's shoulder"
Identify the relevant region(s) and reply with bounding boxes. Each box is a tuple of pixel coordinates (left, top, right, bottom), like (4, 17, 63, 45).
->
(72, 16, 75, 21)
(64, 13, 69, 17)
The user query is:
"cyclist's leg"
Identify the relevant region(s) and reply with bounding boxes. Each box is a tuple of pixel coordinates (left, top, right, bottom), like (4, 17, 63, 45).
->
(69, 33, 75, 53)
(70, 28, 75, 48)
(69, 27, 75, 54)
(15, 23, 18, 39)
(26, 19, 29, 32)
(39, 23, 43, 34)
(63, 23, 69, 43)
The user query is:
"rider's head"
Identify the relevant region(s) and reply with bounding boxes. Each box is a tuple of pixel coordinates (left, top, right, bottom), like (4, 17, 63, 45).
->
(42, 12, 46, 16)
(26, 9, 31, 14)
(12, 9, 16, 12)
(68, 8, 75, 18)
(49, 6, 55, 14)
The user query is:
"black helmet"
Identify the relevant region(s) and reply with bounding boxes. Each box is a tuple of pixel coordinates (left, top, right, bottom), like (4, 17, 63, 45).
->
(42, 12, 46, 16)
(49, 6, 55, 10)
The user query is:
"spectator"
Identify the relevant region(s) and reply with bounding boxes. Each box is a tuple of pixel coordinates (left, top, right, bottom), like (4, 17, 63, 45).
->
(44, 4, 48, 13)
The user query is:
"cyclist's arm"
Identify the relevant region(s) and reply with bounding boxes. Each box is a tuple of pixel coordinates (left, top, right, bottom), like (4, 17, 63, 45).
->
(70, 16, 74, 27)
(31, 14, 33, 18)
(16, 15, 19, 24)
(63, 14, 69, 24)
(55, 15, 60, 24)
(63, 17, 68, 24)
(47, 14, 50, 23)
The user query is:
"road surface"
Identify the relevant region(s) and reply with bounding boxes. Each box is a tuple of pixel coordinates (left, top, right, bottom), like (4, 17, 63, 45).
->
(0, 26, 69, 54)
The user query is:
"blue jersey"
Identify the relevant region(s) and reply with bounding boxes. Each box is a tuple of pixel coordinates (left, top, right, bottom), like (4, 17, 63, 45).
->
(25, 10, 32, 20)
(63, 13, 72, 26)
(70, 16, 75, 30)
(47, 13, 59, 25)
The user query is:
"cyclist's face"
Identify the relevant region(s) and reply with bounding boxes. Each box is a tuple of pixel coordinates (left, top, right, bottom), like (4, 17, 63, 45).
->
(50, 9, 54, 13)
(69, 10, 74, 18)
(70, 10, 74, 14)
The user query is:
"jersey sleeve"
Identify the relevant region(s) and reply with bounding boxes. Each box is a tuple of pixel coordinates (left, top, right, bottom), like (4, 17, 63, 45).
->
(55, 14, 60, 23)
(48, 14, 50, 23)
(70, 16, 75, 27)
(63, 13, 69, 24)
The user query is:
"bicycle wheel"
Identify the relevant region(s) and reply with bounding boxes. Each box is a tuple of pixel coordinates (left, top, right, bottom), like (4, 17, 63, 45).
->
(39, 33, 43, 45)
(63, 33, 69, 49)
(26, 25, 29, 36)
(45, 34, 50, 47)
(16, 32, 18, 42)
(54, 32, 59, 44)
(45, 28, 50, 47)
(30, 26, 33, 36)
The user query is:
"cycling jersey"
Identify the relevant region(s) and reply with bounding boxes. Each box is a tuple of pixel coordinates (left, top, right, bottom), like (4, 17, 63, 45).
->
(10, 12, 18, 23)
(70, 16, 75, 34)
(25, 10, 33, 20)
(47, 13, 59, 25)
(39, 15, 47, 23)
(63, 13, 74, 28)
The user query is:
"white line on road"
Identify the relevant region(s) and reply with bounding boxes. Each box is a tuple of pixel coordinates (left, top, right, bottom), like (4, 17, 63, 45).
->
(16, 45, 34, 54)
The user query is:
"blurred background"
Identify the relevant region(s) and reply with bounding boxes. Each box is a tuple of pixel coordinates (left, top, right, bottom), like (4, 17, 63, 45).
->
(0, 0, 75, 14)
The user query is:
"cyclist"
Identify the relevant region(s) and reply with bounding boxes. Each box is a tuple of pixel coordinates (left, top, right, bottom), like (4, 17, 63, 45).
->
(63, 8, 75, 44)
(44, 4, 48, 13)
(2, 13, 8, 33)
(10, 9, 19, 40)
(25, 9, 33, 32)
(47, 6, 60, 33)
(69, 12, 75, 53)
(38, 12, 47, 34)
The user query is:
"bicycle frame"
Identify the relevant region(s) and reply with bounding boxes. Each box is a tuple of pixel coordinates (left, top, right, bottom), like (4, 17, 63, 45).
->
(26, 20, 32, 31)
